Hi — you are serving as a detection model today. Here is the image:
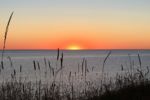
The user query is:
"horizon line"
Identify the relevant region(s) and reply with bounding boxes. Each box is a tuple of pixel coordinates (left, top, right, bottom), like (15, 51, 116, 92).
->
(0, 49, 149, 51)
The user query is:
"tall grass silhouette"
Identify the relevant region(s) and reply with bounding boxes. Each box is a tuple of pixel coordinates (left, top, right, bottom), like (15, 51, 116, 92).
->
(1, 12, 14, 61)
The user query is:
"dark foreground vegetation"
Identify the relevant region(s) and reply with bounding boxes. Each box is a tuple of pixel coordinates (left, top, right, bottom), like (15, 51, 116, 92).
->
(91, 81, 150, 100)
(0, 64, 149, 100)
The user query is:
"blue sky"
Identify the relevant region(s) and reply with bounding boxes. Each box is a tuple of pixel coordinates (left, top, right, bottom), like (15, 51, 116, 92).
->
(1, 0, 150, 9)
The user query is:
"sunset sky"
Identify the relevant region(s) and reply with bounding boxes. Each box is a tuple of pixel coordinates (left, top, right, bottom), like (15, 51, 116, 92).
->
(0, 0, 150, 49)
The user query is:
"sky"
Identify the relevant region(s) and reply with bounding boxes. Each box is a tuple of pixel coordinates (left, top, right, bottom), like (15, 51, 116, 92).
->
(0, 0, 150, 50)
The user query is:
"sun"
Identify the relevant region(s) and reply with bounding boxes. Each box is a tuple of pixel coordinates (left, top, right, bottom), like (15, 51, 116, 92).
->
(66, 45, 82, 50)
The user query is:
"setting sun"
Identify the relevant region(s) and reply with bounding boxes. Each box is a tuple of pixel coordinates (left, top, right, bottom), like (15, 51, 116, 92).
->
(66, 45, 82, 50)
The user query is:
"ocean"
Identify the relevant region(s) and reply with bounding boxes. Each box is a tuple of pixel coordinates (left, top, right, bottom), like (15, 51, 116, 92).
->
(0, 50, 150, 83)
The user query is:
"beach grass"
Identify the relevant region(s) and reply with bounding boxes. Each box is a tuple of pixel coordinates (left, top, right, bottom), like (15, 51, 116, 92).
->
(0, 51, 149, 100)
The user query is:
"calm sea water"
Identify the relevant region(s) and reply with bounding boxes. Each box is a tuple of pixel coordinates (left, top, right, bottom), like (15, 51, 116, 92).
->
(0, 50, 150, 83)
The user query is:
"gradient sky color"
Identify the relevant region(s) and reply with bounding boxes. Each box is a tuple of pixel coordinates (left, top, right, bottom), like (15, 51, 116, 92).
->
(0, 0, 150, 49)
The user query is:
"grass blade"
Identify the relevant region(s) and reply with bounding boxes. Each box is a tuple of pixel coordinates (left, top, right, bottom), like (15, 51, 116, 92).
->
(2, 12, 14, 61)
(102, 51, 111, 72)
(57, 48, 60, 61)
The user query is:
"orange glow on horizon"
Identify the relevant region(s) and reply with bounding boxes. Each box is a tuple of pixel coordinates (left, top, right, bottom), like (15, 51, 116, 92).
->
(1, 1, 150, 50)
(66, 45, 83, 50)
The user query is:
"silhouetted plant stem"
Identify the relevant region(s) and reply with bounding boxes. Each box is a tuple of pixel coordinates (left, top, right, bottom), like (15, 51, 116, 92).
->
(2, 12, 14, 62)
